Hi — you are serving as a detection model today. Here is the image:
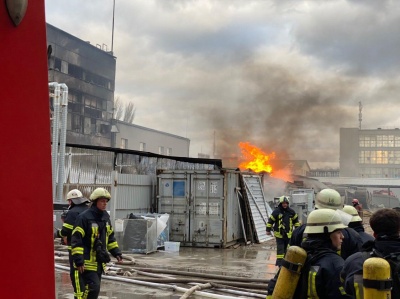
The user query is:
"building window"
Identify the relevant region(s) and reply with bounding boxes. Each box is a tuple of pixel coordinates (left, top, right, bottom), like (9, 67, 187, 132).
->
(166, 147, 172, 156)
(140, 142, 146, 151)
(71, 114, 83, 133)
(61, 60, 68, 74)
(121, 138, 128, 149)
(158, 146, 164, 154)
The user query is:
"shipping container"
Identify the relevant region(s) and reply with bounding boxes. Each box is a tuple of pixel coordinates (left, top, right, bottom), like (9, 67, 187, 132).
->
(157, 169, 244, 248)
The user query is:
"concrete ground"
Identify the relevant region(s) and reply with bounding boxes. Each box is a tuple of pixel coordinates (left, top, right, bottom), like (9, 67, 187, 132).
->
(55, 240, 278, 299)
(55, 212, 373, 298)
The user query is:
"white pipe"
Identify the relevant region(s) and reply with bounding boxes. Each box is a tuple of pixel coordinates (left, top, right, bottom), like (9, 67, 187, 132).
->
(57, 83, 68, 202)
(55, 264, 243, 299)
(49, 82, 61, 201)
(188, 283, 266, 299)
(209, 288, 265, 298)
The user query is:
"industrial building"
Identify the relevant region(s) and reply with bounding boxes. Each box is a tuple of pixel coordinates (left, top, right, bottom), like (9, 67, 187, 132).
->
(47, 23, 115, 147)
(114, 120, 190, 157)
(46, 23, 189, 156)
(340, 127, 400, 178)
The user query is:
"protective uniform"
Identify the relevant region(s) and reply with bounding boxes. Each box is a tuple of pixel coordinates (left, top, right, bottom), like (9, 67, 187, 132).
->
(54, 189, 89, 291)
(71, 188, 122, 299)
(289, 188, 363, 260)
(352, 198, 363, 218)
(343, 205, 374, 245)
(266, 196, 300, 266)
(268, 209, 352, 298)
(341, 208, 400, 299)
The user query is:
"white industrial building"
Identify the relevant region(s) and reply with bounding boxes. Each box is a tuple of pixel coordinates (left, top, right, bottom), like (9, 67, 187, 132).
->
(340, 127, 400, 178)
(113, 120, 190, 157)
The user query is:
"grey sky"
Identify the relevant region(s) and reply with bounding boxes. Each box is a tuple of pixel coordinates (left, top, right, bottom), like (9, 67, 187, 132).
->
(45, 0, 400, 168)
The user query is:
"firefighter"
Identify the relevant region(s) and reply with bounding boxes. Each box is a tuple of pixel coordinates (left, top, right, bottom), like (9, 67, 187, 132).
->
(268, 209, 352, 298)
(343, 205, 374, 245)
(71, 188, 122, 299)
(54, 189, 89, 289)
(266, 195, 300, 266)
(341, 208, 400, 298)
(289, 188, 363, 260)
(352, 198, 363, 218)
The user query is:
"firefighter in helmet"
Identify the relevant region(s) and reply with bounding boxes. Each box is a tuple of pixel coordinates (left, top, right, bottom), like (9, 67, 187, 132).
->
(266, 196, 300, 266)
(71, 188, 122, 299)
(278, 209, 351, 298)
(267, 209, 352, 298)
(289, 188, 363, 260)
(352, 198, 363, 219)
(54, 189, 89, 291)
(342, 205, 373, 244)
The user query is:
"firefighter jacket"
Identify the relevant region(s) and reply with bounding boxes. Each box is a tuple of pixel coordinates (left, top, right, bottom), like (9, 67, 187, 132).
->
(267, 237, 352, 298)
(297, 238, 352, 299)
(341, 237, 400, 299)
(266, 205, 300, 239)
(349, 223, 374, 245)
(289, 223, 306, 246)
(71, 205, 121, 271)
(56, 203, 88, 249)
(289, 220, 363, 260)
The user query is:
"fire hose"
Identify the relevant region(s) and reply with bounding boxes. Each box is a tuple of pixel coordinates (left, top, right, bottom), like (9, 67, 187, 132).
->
(55, 264, 265, 299)
(54, 241, 269, 298)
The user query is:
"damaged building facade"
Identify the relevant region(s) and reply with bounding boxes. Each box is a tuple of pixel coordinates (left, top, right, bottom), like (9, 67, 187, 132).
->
(46, 23, 189, 156)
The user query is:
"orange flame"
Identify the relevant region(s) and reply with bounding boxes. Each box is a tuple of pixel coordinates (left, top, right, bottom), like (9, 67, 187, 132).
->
(238, 142, 292, 182)
(238, 142, 275, 173)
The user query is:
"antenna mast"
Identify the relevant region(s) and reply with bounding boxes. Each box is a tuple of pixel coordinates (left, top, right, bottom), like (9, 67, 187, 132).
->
(358, 101, 363, 129)
(213, 130, 216, 158)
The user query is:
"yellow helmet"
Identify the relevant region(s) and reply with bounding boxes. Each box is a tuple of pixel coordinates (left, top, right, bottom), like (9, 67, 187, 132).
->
(315, 188, 343, 210)
(279, 196, 290, 204)
(342, 205, 362, 222)
(304, 209, 347, 234)
(89, 188, 111, 201)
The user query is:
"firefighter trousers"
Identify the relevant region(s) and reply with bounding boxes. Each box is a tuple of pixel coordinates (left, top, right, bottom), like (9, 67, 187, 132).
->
(73, 264, 103, 299)
(275, 237, 289, 266)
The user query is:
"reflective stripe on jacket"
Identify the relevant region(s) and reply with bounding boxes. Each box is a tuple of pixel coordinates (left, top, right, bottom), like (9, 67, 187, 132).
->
(71, 205, 121, 271)
(266, 205, 300, 238)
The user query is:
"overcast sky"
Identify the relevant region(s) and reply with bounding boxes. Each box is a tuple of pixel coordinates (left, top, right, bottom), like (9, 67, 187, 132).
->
(45, 0, 400, 169)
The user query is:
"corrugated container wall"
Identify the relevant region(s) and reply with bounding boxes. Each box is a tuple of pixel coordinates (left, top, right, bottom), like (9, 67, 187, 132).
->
(157, 169, 243, 248)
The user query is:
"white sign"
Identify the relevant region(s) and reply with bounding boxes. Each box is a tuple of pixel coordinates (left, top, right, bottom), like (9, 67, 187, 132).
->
(209, 202, 219, 215)
(198, 181, 206, 190)
(210, 182, 218, 194)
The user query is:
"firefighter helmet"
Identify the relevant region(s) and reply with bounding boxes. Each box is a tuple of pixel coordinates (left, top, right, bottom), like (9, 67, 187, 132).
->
(66, 189, 89, 205)
(342, 205, 362, 222)
(315, 188, 343, 210)
(89, 188, 111, 201)
(279, 196, 290, 204)
(304, 209, 347, 234)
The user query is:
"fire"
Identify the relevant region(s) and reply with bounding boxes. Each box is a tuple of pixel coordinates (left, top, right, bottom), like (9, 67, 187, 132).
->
(238, 142, 275, 173)
(238, 142, 292, 182)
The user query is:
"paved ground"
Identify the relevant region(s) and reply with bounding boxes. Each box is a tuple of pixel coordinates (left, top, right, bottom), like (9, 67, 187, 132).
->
(55, 240, 278, 298)
(55, 211, 374, 298)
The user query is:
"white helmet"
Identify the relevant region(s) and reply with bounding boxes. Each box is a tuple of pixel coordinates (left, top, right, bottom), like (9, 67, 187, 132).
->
(89, 188, 111, 201)
(315, 189, 343, 210)
(342, 205, 362, 222)
(66, 189, 89, 205)
(305, 209, 347, 234)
